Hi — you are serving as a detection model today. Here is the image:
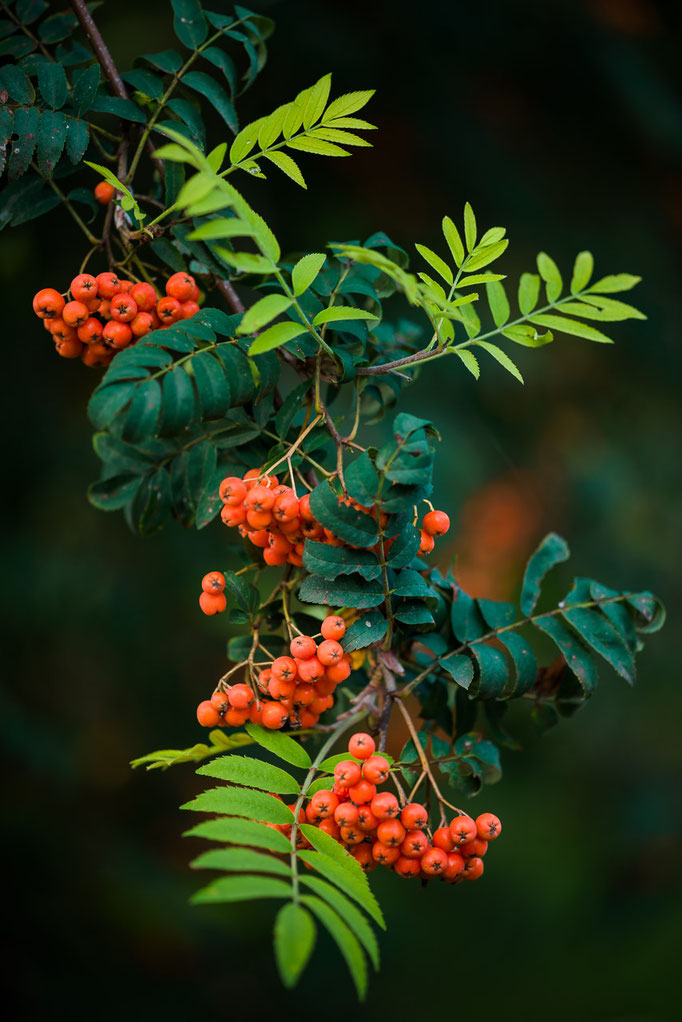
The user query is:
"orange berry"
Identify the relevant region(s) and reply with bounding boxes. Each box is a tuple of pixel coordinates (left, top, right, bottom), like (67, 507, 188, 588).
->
(261, 701, 289, 729)
(462, 856, 484, 881)
(70, 273, 98, 302)
(156, 296, 182, 324)
(423, 509, 450, 537)
(55, 337, 83, 358)
(376, 819, 406, 847)
(95, 272, 121, 298)
(33, 287, 65, 319)
(348, 779, 376, 806)
(321, 615, 346, 640)
(370, 792, 400, 820)
(180, 300, 200, 319)
(443, 852, 466, 879)
(325, 658, 351, 684)
(433, 826, 455, 853)
(77, 317, 103, 345)
(219, 476, 247, 506)
(271, 656, 297, 682)
(199, 591, 226, 615)
(62, 300, 89, 327)
(317, 639, 343, 666)
(110, 293, 138, 323)
(102, 320, 133, 349)
(290, 635, 317, 660)
(348, 732, 375, 760)
(196, 700, 221, 727)
(449, 815, 477, 846)
(421, 847, 448, 875)
(130, 282, 157, 311)
(334, 802, 359, 828)
(297, 657, 324, 683)
(227, 683, 254, 709)
(476, 812, 502, 840)
(362, 755, 391, 784)
(165, 271, 196, 302)
(372, 841, 400, 865)
(418, 529, 435, 555)
(202, 571, 225, 595)
(131, 312, 154, 338)
(395, 856, 420, 878)
(400, 829, 429, 859)
(94, 180, 115, 204)
(401, 803, 428, 831)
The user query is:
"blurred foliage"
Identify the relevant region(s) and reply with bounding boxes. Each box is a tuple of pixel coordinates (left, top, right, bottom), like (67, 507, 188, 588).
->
(1, 0, 681, 1018)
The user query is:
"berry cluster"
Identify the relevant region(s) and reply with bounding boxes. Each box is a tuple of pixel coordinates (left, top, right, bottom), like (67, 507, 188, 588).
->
(32, 270, 201, 368)
(297, 731, 501, 881)
(217, 470, 452, 568)
(196, 613, 351, 731)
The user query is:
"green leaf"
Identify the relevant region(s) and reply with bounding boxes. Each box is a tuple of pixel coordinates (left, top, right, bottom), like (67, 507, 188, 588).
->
(299, 574, 385, 610)
(286, 136, 349, 157)
(244, 722, 312, 769)
(562, 581, 635, 684)
(297, 850, 384, 929)
(184, 816, 291, 853)
(122, 68, 164, 101)
(238, 294, 293, 335)
(520, 532, 570, 617)
(485, 280, 510, 327)
(248, 321, 306, 355)
(89, 95, 147, 123)
(415, 243, 453, 285)
(469, 643, 509, 699)
(442, 215, 465, 267)
(302, 73, 331, 128)
(536, 252, 563, 303)
(274, 903, 316, 989)
(313, 306, 378, 326)
(300, 876, 379, 969)
(578, 295, 646, 320)
(463, 202, 477, 251)
(533, 614, 597, 695)
(181, 785, 295, 823)
(453, 348, 480, 379)
(172, 0, 208, 48)
(323, 89, 374, 121)
(192, 874, 291, 904)
(65, 117, 89, 164)
(191, 847, 291, 875)
(501, 324, 553, 348)
(38, 9, 77, 43)
(197, 755, 301, 794)
(292, 253, 326, 296)
(201, 46, 237, 95)
(35, 60, 67, 108)
(143, 49, 183, 73)
(309, 480, 379, 547)
(36, 109, 67, 174)
(182, 71, 238, 133)
(588, 273, 640, 294)
(8, 106, 39, 180)
(0, 64, 35, 104)
(570, 251, 594, 293)
(517, 272, 541, 316)
(262, 149, 307, 188)
(300, 896, 368, 1000)
(341, 610, 388, 651)
(465, 239, 508, 271)
(302, 541, 380, 582)
(438, 653, 474, 690)
(474, 341, 523, 383)
(529, 313, 612, 344)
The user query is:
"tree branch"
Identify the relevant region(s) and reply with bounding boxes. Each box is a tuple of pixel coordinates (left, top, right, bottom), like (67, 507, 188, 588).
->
(213, 277, 246, 315)
(69, 0, 129, 100)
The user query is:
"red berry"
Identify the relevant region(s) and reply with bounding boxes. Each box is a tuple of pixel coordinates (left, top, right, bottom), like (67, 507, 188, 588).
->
(449, 815, 478, 846)
(476, 812, 502, 840)
(202, 571, 225, 595)
(443, 851, 465, 879)
(165, 271, 196, 302)
(460, 838, 488, 858)
(156, 296, 182, 324)
(433, 826, 455, 853)
(77, 317, 103, 345)
(261, 701, 289, 729)
(462, 856, 484, 881)
(321, 615, 346, 640)
(423, 509, 450, 537)
(272, 656, 297, 682)
(334, 760, 362, 787)
(199, 591, 226, 615)
(130, 282, 157, 311)
(370, 792, 400, 820)
(94, 180, 115, 204)
(418, 529, 435, 555)
(228, 683, 254, 709)
(401, 803, 428, 831)
(347, 779, 377, 806)
(196, 700, 221, 727)
(33, 287, 65, 319)
(400, 829, 429, 859)
(290, 634, 317, 660)
(421, 847, 448, 875)
(62, 300, 89, 327)
(310, 790, 339, 819)
(375, 819, 405, 847)
(334, 802, 359, 828)
(70, 273, 98, 302)
(395, 856, 420, 878)
(110, 293, 138, 323)
(219, 476, 247, 506)
(131, 312, 154, 338)
(317, 639, 344, 666)
(362, 755, 391, 784)
(372, 841, 400, 865)
(95, 272, 121, 298)
(348, 733, 375, 760)
(356, 805, 379, 832)
(102, 320, 133, 349)
(325, 659, 351, 684)
(297, 657, 324, 683)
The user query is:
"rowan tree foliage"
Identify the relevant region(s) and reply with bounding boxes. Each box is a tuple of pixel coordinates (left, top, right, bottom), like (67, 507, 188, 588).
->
(1, 0, 666, 999)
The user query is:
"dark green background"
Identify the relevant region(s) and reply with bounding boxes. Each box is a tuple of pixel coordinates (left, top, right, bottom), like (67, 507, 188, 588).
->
(2, 0, 680, 1018)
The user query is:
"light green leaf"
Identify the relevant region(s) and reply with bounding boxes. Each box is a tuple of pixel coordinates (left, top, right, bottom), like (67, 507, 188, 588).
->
(303, 73, 332, 128)
(245, 722, 312, 769)
(229, 118, 265, 164)
(300, 876, 379, 969)
(570, 250, 594, 293)
(453, 348, 480, 379)
(197, 754, 301, 794)
(216, 250, 276, 274)
(501, 323, 553, 347)
(415, 243, 453, 284)
(286, 136, 349, 157)
(588, 273, 641, 294)
(474, 341, 523, 383)
(323, 89, 374, 121)
(485, 280, 510, 327)
(248, 321, 307, 355)
(313, 306, 379, 326)
(191, 847, 292, 875)
(184, 816, 291, 854)
(258, 103, 290, 150)
(191, 874, 291, 904)
(274, 903, 316, 989)
(301, 896, 368, 1000)
(292, 253, 326, 296)
(442, 215, 465, 267)
(529, 313, 612, 343)
(517, 272, 541, 315)
(297, 849, 385, 929)
(463, 202, 477, 251)
(579, 295, 646, 320)
(238, 294, 294, 334)
(262, 149, 307, 188)
(189, 218, 254, 241)
(181, 785, 294, 823)
(465, 239, 508, 271)
(537, 252, 563, 302)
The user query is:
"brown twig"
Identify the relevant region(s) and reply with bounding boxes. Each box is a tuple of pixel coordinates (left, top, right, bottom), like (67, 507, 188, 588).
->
(69, 0, 128, 99)
(214, 277, 246, 315)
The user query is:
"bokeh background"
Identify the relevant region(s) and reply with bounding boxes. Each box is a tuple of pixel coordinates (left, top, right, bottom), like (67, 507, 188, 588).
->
(2, 0, 681, 1018)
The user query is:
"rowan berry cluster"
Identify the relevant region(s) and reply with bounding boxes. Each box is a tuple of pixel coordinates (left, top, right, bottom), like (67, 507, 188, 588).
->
(32, 270, 200, 368)
(217, 470, 351, 568)
(196, 613, 351, 731)
(298, 731, 501, 881)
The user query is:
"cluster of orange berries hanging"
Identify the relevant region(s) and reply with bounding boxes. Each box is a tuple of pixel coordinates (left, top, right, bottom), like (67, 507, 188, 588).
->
(283, 731, 501, 881)
(215, 469, 451, 570)
(196, 613, 351, 731)
(32, 270, 201, 368)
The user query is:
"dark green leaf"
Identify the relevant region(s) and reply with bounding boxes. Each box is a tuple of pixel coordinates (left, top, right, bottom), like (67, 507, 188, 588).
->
(36, 109, 67, 174)
(201, 46, 237, 96)
(38, 10, 77, 44)
(88, 474, 141, 511)
(122, 68, 164, 101)
(533, 614, 597, 695)
(35, 60, 67, 108)
(298, 574, 385, 610)
(438, 653, 473, 691)
(309, 480, 379, 547)
(193, 350, 231, 418)
(121, 379, 162, 442)
(302, 541, 380, 582)
(8, 106, 39, 180)
(172, 0, 209, 49)
(182, 71, 238, 133)
(520, 532, 570, 617)
(89, 95, 147, 123)
(341, 610, 388, 651)
(143, 49, 183, 73)
(65, 117, 89, 164)
(0, 64, 35, 104)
